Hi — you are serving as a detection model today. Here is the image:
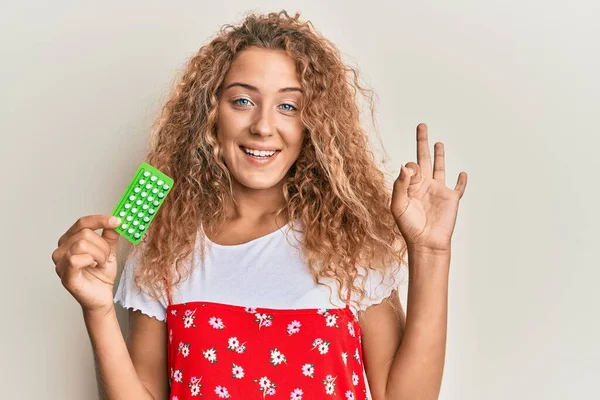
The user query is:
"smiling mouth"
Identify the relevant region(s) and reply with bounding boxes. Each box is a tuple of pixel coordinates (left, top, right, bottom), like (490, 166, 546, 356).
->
(240, 145, 281, 158)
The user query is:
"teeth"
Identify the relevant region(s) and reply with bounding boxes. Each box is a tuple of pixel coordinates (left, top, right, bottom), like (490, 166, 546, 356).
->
(242, 147, 276, 157)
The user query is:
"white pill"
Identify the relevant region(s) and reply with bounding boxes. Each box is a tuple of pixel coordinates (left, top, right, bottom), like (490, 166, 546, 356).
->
(157, 180, 164, 185)
(146, 184, 152, 189)
(141, 192, 147, 197)
(153, 200, 160, 206)
(158, 192, 164, 198)
(124, 203, 131, 209)
(149, 208, 155, 214)
(134, 187, 141, 193)
(131, 207, 138, 213)
(128, 228, 134, 234)
(142, 204, 149, 210)
(136, 200, 142, 206)
(143, 171, 150, 177)
(133, 220, 139, 226)
(121, 223, 128, 229)
(143, 217, 150, 222)
(134, 232, 141, 239)
(139, 179, 146, 185)
(139, 225, 146, 230)
(152, 188, 158, 194)
(129, 195, 135, 201)
(138, 212, 144, 218)
(163, 184, 169, 190)
(126, 216, 133, 221)
(147, 196, 154, 202)
(151, 176, 157, 181)
(119, 211, 126, 217)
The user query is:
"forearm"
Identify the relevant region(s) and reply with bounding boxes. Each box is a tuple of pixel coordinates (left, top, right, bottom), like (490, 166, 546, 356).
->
(385, 247, 451, 400)
(83, 307, 155, 400)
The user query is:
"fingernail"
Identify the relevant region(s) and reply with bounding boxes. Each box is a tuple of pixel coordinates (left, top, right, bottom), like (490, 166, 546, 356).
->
(109, 216, 121, 225)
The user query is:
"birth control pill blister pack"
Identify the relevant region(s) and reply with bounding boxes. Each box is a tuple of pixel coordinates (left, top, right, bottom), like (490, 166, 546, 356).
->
(111, 162, 174, 245)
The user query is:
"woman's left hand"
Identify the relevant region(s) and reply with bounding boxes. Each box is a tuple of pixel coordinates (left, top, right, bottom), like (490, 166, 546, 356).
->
(391, 123, 468, 253)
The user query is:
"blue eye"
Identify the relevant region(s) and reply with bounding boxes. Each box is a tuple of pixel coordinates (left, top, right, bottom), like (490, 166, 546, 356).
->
(279, 103, 296, 111)
(233, 98, 252, 106)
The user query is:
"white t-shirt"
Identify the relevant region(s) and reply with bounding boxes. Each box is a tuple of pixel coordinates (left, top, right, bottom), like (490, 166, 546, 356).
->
(114, 221, 405, 322)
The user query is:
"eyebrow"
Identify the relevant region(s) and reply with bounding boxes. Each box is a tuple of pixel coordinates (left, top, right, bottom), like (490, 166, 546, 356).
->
(224, 82, 303, 94)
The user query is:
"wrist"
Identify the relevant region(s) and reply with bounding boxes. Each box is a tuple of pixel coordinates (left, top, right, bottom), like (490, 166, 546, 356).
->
(82, 304, 116, 320)
(407, 243, 451, 257)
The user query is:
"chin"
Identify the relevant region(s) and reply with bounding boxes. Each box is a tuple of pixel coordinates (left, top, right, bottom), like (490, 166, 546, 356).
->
(235, 173, 286, 191)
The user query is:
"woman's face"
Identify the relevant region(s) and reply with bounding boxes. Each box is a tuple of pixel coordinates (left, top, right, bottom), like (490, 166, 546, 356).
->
(217, 47, 304, 191)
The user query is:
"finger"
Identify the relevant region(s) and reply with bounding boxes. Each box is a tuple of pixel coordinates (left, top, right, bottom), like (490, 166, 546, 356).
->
(433, 142, 446, 183)
(53, 228, 112, 266)
(391, 165, 414, 215)
(454, 172, 468, 199)
(58, 215, 121, 248)
(55, 253, 98, 281)
(68, 239, 109, 269)
(404, 162, 421, 185)
(416, 123, 432, 178)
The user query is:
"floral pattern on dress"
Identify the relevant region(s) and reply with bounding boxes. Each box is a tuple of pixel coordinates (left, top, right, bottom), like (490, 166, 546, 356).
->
(166, 300, 368, 399)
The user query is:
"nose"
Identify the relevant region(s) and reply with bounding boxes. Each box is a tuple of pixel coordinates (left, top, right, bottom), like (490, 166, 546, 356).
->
(249, 106, 274, 137)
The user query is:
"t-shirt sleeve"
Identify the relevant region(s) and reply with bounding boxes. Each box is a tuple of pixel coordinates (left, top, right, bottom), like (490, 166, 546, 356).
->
(113, 247, 168, 322)
(352, 264, 407, 313)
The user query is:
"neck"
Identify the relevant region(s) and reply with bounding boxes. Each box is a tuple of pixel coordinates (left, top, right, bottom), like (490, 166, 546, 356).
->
(226, 180, 288, 223)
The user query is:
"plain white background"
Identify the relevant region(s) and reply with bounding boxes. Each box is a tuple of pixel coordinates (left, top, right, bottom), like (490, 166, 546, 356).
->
(1, 1, 598, 399)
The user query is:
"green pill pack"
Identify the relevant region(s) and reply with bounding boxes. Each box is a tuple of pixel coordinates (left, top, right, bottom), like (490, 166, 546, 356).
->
(110, 162, 174, 245)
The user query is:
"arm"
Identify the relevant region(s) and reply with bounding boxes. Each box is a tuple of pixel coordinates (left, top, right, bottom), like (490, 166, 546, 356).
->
(360, 249, 450, 400)
(84, 307, 169, 400)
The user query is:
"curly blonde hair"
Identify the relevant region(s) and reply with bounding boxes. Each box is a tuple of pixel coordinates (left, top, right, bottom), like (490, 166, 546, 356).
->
(123, 10, 408, 312)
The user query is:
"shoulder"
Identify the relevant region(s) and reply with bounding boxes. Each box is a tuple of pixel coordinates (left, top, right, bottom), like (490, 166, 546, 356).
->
(350, 263, 407, 314)
(113, 245, 169, 322)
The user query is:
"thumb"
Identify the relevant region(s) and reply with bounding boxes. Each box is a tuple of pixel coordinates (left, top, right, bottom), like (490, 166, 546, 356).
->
(101, 216, 122, 258)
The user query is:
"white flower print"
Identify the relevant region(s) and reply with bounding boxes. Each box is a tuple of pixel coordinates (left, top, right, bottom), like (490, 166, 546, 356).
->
(178, 342, 191, 358)
(171, 396, 178, 400)
(290, 388, 304, 400)
(235, 344, 247, 354)
(287, 320, 301, 335)
(232, 363, 245, 379)
(245, 307, 257, 314)
(254, 313, 274, 329)
(182, 309, 197, 328)
(188, 376, 203, 396)
(301, 363, 315, 378)
(318, 342, 330, 355)
(173, 369, 183, 383)
(214, 385, 231, 398)
(171, 309, 177, 316)
(353, 348, 361, 364)
(323, 375, 337, 395)
(254, 376, 277, 397)
(326, 314, 339, 328)
(317, 308, 328, 315)
(169, 329, 173, 344)
(345, 390, 355, 400)
(352, 371, 359, 386)
(203, 347, 218, 363)
(209, 316, 225, 330)
(269, 348, 287, 366)
(341, 352, 348, 366)
(227, 337, 240, 350)
(311, 338, 331, 354)
(347, 321, 355, 337)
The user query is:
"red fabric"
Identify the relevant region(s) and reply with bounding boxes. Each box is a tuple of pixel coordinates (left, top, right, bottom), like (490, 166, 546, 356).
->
(165, 297, 369, 399)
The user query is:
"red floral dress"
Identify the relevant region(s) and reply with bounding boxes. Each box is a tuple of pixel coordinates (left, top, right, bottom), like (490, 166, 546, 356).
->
(165, 282, 369, 399)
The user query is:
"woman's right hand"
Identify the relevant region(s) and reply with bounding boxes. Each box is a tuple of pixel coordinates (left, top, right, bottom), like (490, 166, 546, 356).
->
(52, 215, 123, 314)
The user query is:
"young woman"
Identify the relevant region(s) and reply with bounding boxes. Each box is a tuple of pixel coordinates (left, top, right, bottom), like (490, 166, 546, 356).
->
(52, 11, 467, 400)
